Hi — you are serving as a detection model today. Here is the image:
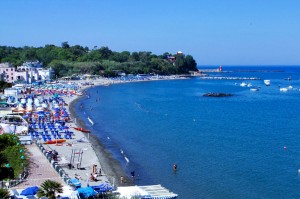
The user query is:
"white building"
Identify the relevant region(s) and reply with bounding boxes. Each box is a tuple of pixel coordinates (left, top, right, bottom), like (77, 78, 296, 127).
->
(16, 61, 53, 83)
(0, 61, 53, 84)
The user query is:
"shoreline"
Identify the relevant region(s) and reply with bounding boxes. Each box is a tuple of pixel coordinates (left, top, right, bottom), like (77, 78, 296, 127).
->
(68, 93, 134, 187)
(12, 76, 188, 190)
(63, 76, 189, 187)
(64, 76, 191, 186)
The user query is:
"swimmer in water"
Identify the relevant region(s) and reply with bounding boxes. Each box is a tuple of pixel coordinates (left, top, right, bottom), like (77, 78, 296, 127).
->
(173, 163, 177, 172)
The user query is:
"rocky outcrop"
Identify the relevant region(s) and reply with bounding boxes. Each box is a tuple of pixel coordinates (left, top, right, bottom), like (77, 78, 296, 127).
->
(203, 93, 233, 97)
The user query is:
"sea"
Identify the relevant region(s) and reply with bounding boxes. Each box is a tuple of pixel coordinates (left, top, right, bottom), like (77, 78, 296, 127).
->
(74, 66, 300, 199)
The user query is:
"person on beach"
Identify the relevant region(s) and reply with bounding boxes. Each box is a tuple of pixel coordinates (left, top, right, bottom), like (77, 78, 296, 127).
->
(90, 173, 97, 181)
(121, 176, 124, 183)
(92, 164, 97, 175)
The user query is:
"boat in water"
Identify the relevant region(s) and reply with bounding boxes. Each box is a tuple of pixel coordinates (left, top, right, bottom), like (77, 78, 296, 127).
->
(284, 76, 292, 81)
(264, 80, 271, 86)
(280, 87, 288, 92)
(240, 82, 248, 87)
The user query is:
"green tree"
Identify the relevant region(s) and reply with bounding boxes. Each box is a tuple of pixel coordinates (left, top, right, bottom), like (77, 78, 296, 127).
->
(175, 53, 185, 72)
(37, 180, 63, 199)
(22, 46, 38, 61)
(0, 188, 10, 199)
(97, 46, 113, 60)
(61, 41, 70, 49)
(185, 55, 197, 71)
(131, 52, 139, 61)
(0, 134, 27, 179)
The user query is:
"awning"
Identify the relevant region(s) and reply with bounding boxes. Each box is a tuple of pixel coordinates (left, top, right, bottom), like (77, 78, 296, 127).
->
(115, 185, 177, 199)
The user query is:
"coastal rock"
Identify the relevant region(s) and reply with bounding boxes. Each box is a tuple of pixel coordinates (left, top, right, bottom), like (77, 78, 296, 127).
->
(203, 93, 233, 97)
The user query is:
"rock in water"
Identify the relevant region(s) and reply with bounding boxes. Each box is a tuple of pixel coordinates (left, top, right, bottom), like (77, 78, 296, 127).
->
(203, 93, 233, 97)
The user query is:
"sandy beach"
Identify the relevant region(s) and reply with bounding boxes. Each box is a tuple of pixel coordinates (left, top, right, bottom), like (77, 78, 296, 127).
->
(13, 77, 148, 190)
(12, 76, 187, 191)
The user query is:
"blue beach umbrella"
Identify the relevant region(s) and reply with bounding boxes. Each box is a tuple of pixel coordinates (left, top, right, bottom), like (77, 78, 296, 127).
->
(20, 186, 39, 196)
(77, 187, 96, 197)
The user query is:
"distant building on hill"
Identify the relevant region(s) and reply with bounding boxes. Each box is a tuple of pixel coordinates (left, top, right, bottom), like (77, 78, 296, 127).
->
(0, 61, 53, 84)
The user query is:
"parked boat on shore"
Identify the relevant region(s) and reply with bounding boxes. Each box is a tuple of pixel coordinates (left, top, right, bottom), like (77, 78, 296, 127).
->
(44, 139, 66, 144)
(74, 127, 91, 133)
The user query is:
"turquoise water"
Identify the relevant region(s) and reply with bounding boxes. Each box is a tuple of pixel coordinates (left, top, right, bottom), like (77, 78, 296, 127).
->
(75, 66, 300, 199)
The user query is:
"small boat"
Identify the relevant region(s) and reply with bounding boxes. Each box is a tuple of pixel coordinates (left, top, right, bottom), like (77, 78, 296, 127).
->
(280, 87, 288, 92)
(264, 80, 271, 86)
(44, 139, 66, 144)
(250, 88, 259, 92)
(74, 127, 90, 133)
(284, 76, 292, 81)
(240, 82, 247, 87)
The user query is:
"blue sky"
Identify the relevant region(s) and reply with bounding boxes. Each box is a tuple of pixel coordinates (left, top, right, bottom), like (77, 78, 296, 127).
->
(0, 0, 299, 65)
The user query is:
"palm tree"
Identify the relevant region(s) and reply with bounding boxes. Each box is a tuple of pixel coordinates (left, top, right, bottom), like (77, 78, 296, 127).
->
(36, 180, 63, 199)
(0, 188, 11, 199)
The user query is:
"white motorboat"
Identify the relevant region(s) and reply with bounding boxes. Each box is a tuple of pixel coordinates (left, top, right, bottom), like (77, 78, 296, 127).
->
(240, 82, 247, 87)
(264, 80, 271, 86)
(280, 87, 288, 92)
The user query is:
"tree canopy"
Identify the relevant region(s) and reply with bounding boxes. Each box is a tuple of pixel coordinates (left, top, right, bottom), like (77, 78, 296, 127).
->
(0, 44, 198, 78)
(0, 134, 27, 180)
